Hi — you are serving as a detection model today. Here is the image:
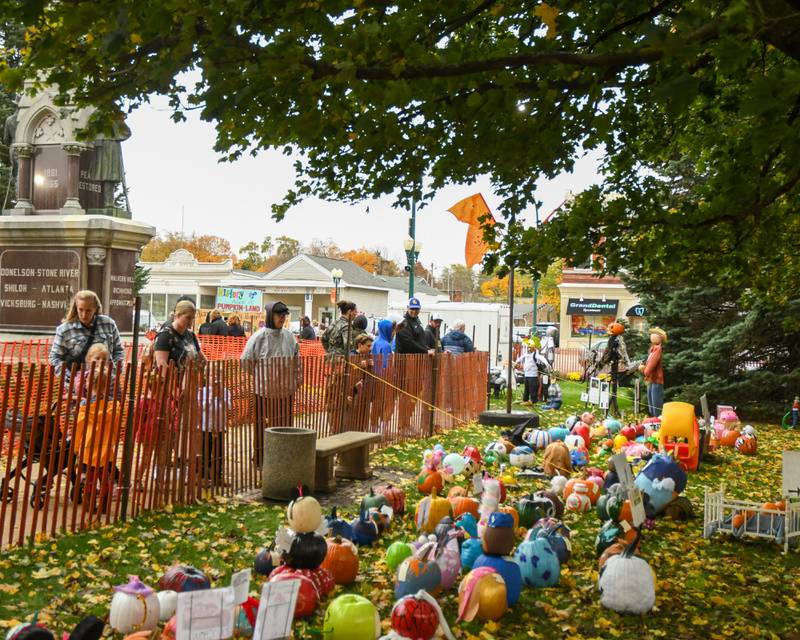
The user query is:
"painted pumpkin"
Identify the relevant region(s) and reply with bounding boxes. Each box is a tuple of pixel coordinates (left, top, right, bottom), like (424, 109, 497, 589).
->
(460, 537, 483, 570)
(571, 423, 591, 448)
(390, 593, 440, 640)
(527, 519, 572, 564)
(564, 478, 601, 505)
(564, 434, 584, 451)
(515, 538, 560, 588)
(598, 532, 655, 614)
(472, 554, 522, 606)
(516, 493, 552, 529)
(368, 505, 393, 533)
(160, 617, 176, 640)
(416, 468, 444, 495)
(604, 418, 622, 434)
(5, 620, 55, 640)
(450, 495, 480, 519)
(598, 540, 628, 569)
(662, 496, 694, 521)
(156, 591, 177, 622)
(509, 446, 535, 468)
(283, 531, 329, 569)
(287, 491, 322, 534)
(595, 520, 637, 557)
(481, 511, 516, 556)
(498, 505, 520, 529)
(323, 594, 380, 640)
(436, 533, 463, 591)
(457, 568, 508, 623)
(485, 441, 508, 456)
(360, 487, 389, 513)
(527, 429, 552, 450)
(735, 434, 757, 455)
(320, 536, 359, 585)
(548, 426, 570, 441)
(719, 429, 740, 447)
(268, 572, 319, 618)
(253, 545, 280, 577)
(350, 510, 380, 546)
(270, 565, 335, 597)
(325, 507, 353, 540)
(607, 322, 624, 335)
(415, 487, 453, 534)
(395, 542, 441, 598)
(386, 541, 414, 572)
(455, 512, 479, 538)
(570, 447, 589, 468)
(110, 576, 160, 634)
(565, 490, 592, 513)
(158, 565, 210, 593)
(542, 441, 571, 477)
(535, 490, 564, 519)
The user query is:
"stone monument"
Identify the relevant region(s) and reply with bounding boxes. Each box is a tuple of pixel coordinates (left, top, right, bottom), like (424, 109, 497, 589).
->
(0, 80, 154, 335)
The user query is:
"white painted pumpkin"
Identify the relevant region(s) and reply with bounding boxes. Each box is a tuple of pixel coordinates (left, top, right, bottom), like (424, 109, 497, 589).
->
(157, 590, 178, 622)
(110, 576, 160, 634)
(741, 424, 757, 438)
(509, 446, 535, 468)
(564, 435, 584, 451)
(550, 475, 568, 496)
(485, 441, 508, 455)
(598, 535, 655, 614)
(565, 491, 591, 513)
(287, 493, 323, 534)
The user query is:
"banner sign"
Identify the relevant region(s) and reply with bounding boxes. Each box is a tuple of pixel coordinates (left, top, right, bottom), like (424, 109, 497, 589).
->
(566, 298, 618, 315)
(216, 287, 262, 312)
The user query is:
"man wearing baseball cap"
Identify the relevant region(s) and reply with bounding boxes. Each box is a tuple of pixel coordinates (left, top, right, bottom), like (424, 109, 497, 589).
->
(395, 297, 433, 432)
(424, 312, 444, 353)
(395, 297, 432, 355)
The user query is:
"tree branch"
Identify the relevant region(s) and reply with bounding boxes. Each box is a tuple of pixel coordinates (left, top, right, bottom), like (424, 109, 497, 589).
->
(588, 0, 677, 51)
(429, 0, 498, 42)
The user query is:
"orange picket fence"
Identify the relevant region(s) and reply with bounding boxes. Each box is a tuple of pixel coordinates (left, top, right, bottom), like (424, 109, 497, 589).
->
(0, 350, 487, 548)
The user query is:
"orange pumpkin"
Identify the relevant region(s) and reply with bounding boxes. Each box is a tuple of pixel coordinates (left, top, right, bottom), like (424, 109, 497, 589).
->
(776, 501, 786, 510)
(563, 479, 601, 505)
(762, 502, 779, 511)
(415, 487, 453, 534)
(719, 429, 740, 447)
(320, 536, 359, 585)
(608, 322, 624, 336)
(735, 435, 757, 455)
(377, 484, 406, 515)
(416, 468, 444, 495)
(498, 505, 519, 529)
(449, 496, 480, 519)
(448, 486, 467, 500)
(731, 511, 755, 528)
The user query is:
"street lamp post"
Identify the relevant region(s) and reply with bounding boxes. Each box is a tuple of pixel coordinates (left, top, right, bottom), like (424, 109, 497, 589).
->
(404, 237, 422, 298)
(331, 268, 343, 316)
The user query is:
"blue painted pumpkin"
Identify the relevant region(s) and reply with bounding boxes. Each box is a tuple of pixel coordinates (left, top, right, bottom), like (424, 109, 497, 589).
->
(570, 448, 588, 467)
(455, 512, 478, 539)
(472, 554, 522, 606)
(326, 507, 353, 540)
(460, 538, 483, 570)
(548, 427, 569, 441)
(350, 510, 379, 546)
(515, 538, 560, 588)
(395, 542, 441, 598)
(526, 429, 552, 450)
(526, 518, 572, 564)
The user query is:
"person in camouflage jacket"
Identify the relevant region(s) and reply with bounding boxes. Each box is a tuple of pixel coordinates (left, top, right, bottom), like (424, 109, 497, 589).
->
(321, 300, 359, 355)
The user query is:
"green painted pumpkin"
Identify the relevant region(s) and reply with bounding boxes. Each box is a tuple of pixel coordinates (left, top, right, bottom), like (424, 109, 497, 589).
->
(360, 487, 389, 512)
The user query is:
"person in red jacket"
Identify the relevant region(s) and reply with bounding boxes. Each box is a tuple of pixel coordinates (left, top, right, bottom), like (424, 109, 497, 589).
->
(640, 327, 667, 417)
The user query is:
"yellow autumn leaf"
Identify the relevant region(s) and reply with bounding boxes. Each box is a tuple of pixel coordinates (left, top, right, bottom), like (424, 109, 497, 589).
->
(130, 33, 143, 45)
(0, 584, 19, 594)
(31, 567, 61, 579)
(534, 3, 559, 39)
(0, 619, 22, 629)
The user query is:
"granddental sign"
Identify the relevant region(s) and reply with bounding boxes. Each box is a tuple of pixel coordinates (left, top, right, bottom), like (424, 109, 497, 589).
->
(566, 298, 619, 315)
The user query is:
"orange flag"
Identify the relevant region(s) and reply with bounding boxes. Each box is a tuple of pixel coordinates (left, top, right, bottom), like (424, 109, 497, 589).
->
(447, 193, 496, 268)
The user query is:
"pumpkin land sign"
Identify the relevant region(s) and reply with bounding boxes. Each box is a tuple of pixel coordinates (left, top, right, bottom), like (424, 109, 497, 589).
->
(215, 287, 262, 313)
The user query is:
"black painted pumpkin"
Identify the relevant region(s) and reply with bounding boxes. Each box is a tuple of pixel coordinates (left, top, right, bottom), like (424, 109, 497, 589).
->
(326, 506, 353, 540)
(254, 544, 280, 576)
(283, 532, 328, 569)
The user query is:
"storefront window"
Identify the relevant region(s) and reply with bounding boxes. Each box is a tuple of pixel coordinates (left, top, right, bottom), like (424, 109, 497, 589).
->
(151, 294, 166, 322)
(570, 314, 616, 337)
(200, 294, 216, 309)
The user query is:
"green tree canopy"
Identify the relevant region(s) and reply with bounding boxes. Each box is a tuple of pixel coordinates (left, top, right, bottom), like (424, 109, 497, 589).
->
(6, 1, 800, 298)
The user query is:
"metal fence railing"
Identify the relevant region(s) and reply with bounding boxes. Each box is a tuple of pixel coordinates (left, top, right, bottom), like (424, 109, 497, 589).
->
(0, 351, 487, 548)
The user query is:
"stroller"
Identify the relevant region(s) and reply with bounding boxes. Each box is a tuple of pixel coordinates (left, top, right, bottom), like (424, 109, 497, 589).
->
(1, 404, 79, 509)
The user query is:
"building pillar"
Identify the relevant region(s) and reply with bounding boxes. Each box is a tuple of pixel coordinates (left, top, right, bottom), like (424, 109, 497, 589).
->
(304, 290, 314, 320)
(86, 246, 107, 300)
(60, 143, 85, 214)
(8, 144, 34, 214)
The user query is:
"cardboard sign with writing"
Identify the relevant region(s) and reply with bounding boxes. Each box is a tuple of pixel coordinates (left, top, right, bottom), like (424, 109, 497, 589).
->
(611, 453, 634, 490)
(176, 587, 235, 640)
(231, 569, 251, 606)
(782, 451, 800, 499)
(252, 580, 299, 640)
(628, 486, 647, 528)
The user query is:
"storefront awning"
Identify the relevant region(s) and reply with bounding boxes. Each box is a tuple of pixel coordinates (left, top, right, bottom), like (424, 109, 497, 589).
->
(566, 298, 618, 315)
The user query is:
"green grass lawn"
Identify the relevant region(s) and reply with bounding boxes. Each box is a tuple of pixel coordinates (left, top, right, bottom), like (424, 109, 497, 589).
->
(1, 391, 799, 640)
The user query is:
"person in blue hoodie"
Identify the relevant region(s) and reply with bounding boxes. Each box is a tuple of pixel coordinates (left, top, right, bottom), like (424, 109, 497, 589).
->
(371, 318, 396, 431)
(441, 320, 474, 354)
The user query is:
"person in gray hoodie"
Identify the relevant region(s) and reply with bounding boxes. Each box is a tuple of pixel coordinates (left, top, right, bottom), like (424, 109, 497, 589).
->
(241, 300, 301, 468)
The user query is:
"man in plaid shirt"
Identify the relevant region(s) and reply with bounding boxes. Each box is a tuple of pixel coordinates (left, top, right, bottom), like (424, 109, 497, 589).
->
(48, 290, 125, 373)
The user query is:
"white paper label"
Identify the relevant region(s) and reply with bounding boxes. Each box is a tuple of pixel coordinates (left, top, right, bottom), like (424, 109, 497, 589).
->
(176, 587, 236, 640)
(251, 580, 299, 640)
(611, 453, 634, 490)
(629, 486, 647, 527)
(231, 568, 251, 606)
(782, 451, 800, 500)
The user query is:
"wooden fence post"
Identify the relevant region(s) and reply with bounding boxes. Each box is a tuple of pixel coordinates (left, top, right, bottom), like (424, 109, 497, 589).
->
(428, 353, 440, 438)
(119, 296, 141, 521)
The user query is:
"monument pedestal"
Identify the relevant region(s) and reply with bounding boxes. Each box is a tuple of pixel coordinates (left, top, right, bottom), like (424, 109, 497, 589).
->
(0, 214, 155, 334)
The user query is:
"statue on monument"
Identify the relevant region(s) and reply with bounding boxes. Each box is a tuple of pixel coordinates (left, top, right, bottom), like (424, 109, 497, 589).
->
(88, 118, 131, 209)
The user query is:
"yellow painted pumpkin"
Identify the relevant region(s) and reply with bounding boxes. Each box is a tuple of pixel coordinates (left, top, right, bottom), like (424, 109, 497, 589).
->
(414, 487, 453, 534)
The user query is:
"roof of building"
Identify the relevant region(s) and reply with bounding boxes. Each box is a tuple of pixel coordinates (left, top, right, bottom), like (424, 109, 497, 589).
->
(301, 254, 390, 289)
(374, 275, 444, 296)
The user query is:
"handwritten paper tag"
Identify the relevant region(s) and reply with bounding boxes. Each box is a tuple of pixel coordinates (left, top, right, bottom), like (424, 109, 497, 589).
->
(611, 453, 634, 490)
(176, 587, 235, 640)
(629, 486, 647, 528)
(251, 579, 299, 640)
(230, 569, 251, 605)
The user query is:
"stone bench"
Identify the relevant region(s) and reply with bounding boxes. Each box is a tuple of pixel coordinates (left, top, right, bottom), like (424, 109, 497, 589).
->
(315, 431, 382, 493)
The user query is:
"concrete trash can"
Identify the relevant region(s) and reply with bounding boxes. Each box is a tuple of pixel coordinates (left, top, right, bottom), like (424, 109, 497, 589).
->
(262, 427, 317, 500)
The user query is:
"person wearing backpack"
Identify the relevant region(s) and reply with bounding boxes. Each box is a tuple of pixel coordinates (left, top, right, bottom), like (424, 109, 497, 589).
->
(49, 290, 125, 375)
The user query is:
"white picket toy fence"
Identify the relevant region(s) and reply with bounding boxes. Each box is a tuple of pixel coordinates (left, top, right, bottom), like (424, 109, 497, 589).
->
(703, 484, 800, 553)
